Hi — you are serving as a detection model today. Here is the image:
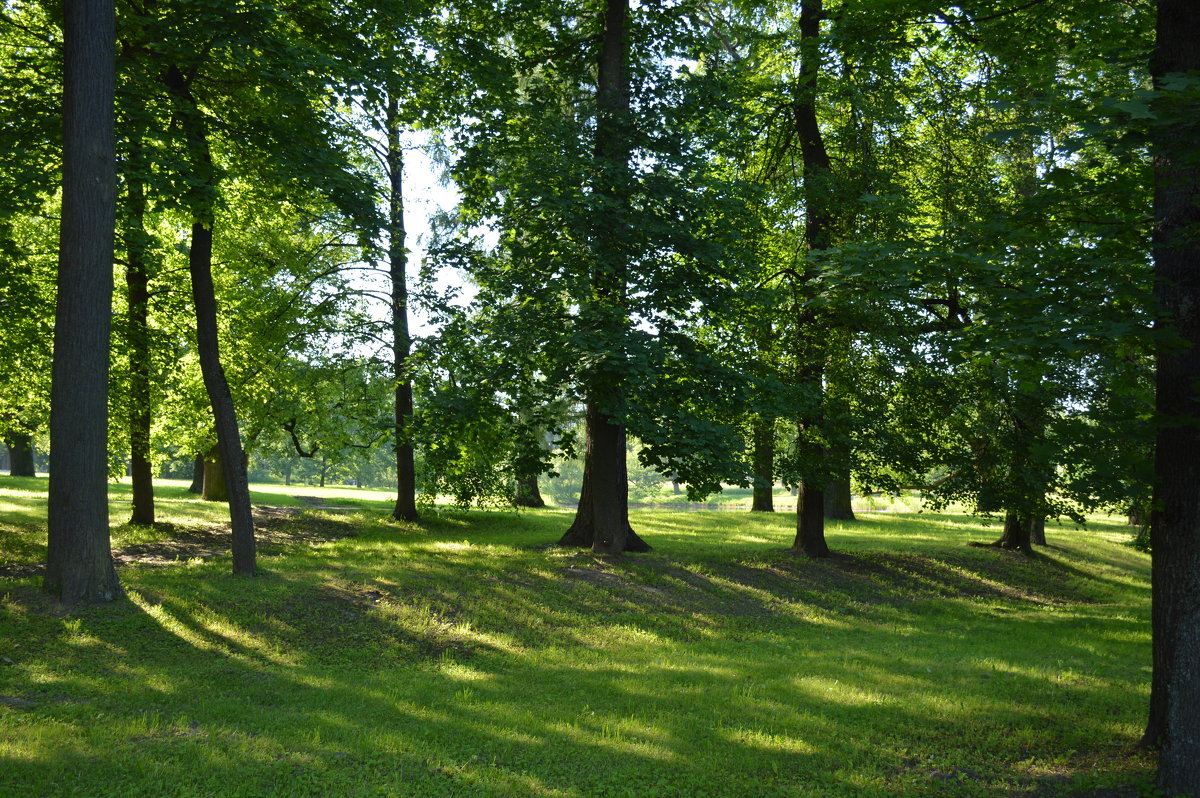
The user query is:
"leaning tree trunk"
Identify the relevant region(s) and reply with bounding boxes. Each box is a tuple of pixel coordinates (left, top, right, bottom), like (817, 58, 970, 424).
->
(751, 415, 775, 512)
(44, 0, 120, 604)
(385, 93, 419, 523)
(5, 432, 36, 477)
(164, 64, 255, 576)
(1143, 3, 1200, 794)
(124, 138, 155, 525)
(789, 0, 832, 559)
(558, 0, 648, 554)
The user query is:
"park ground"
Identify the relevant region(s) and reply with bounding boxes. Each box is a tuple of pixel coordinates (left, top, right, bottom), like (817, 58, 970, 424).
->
(0, 476, 1156, 797)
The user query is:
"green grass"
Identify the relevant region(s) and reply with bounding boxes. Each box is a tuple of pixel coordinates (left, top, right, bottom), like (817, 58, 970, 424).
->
(0, 475, 1155, 796)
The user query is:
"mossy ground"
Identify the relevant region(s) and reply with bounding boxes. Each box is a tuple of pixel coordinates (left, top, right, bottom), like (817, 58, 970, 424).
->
(0, 475, 1155, 797)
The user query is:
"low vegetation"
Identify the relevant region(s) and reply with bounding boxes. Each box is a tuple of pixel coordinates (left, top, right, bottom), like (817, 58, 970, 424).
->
(1, 476, 1154, 797)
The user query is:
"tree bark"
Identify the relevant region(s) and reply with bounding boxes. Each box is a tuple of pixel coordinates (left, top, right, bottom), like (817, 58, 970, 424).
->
(1030, 515, 1046, 546)
(386, 94, 419, 523)
(559, 401, 650, 553)
(124, 139, 155, 525)
(187, 453, 204, 494)
(789, 0, 832, 558)
(201, 448, 227, 502)
(559, 0, 648, 554)
(751, 415, 775, 512)
(994, 512, 1035, 556)
(163, 64, 255, 576)
(824, 475, 855, 521)
(514, 472, 546, 508)
(1143, 3, 1200, 794)
(44, 0, 120, 604)
(5, 432, 36, 477)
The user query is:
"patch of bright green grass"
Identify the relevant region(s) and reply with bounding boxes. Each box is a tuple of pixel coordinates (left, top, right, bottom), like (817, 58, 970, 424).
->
(0, 475, 1154, 796)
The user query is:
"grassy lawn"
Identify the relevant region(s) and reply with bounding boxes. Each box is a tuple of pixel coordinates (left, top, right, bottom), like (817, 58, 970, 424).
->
(0, 475, 1155, 796)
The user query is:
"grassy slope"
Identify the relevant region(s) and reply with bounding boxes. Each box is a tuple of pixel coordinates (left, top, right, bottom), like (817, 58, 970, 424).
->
(0, 475, 1154, 797)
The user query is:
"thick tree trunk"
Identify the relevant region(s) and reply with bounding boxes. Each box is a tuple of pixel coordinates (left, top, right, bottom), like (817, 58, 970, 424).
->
(1030, 515, 1046, 546)
(1143, 4, 1200, 794)
(560, 402, 650, 553)
(793, 480, 829, 557)
(386, 95, 420, 523)
(201, 448, 227, 502)
(751, 415, 775, 512)
(824, 475, 855, 521)
(559, 0, 647, 553)
(44, 0, 120, 604)
(125, 140, 154, 525)
(515, 472, 546, 508)
(994, 512, 1035, 556)
(5, 433, 36, 477)
(187, 453, 204, 494)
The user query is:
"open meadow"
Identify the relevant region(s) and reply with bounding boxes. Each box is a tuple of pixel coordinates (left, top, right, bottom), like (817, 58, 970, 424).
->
(1, 476, 1155, 797)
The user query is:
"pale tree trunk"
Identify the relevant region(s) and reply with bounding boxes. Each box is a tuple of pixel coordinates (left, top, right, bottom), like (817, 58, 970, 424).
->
(1143, 3, 1200, 794)
(44, 0, 120, 603)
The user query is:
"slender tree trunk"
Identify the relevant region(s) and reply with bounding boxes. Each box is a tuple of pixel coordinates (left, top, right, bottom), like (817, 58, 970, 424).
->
(789, 0, 832, 558)
(1143, 4, 1200, 794)
(319, 455, 328, 488)
(560, 0, 647, 554)
(515, 472, 546, 508)
(824, 475, 855, 521)
(187, 453, 204, 493)
(201, 448, 227, 502)
(283, 462, 292, 486)
(751, 415, 775, 512)
(5, 433, 36, 477)
(386, 94, 419, 523)
(125, 139, 154, 525)
(164, 64, 255, 576)
(44, 0, 120, 604)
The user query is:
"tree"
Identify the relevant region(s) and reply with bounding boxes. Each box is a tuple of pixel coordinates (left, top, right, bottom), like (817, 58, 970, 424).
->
(43, 0, 120, 603)
(1142, 0, 1200, 792)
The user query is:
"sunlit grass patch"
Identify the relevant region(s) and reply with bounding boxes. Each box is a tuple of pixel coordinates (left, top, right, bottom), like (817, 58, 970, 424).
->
(0, 473, 1155, 796)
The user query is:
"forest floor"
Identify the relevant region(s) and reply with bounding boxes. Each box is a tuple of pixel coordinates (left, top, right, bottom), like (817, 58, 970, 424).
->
(0, 475, 1156, 797)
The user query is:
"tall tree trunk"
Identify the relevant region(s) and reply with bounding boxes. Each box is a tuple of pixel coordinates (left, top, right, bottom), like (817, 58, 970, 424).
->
(789, 0, 832, 558)
(187, 453, 204, 493)
(44, 0, 120, 604)
(560, 0, 647, 554)
(1143, 3, 1200, 794)
(824, 475, 855, 521)
(124, 139, 155, 525)
(5, 432, 36, 477)
(515, 472, 546, 508)
(201, 448, 227, 502)
(164, 64, 255, 576)
(386, 94, 419, 523)
(751, 415, 775, 512)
